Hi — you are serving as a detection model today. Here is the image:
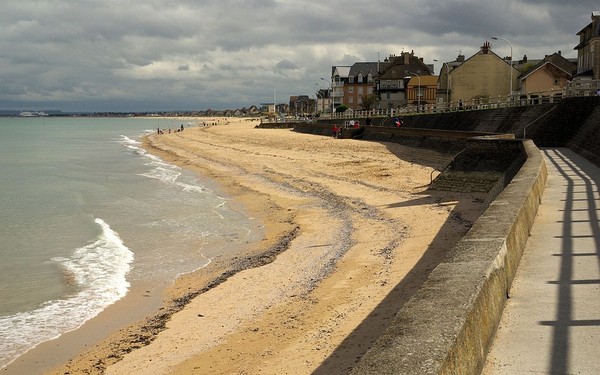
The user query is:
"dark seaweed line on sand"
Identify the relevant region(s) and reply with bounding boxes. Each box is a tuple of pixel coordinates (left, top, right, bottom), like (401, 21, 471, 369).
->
(66, 226, 300, 374)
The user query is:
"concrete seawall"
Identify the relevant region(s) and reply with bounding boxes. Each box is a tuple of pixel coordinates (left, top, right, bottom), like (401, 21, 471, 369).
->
(290, 122, 548, 374)
(350, 140, 547, 374)
(287, 99, 598, 372)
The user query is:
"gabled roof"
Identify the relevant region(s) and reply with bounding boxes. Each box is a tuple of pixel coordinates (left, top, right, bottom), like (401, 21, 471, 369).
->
(520, 52, 576, 80)
(452, 44, 520, 75)
(332, 66, 351, 78)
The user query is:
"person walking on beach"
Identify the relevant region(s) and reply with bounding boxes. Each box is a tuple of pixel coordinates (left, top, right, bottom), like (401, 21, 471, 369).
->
(395, 117, 403, 128)
(332, 124, 341, 138)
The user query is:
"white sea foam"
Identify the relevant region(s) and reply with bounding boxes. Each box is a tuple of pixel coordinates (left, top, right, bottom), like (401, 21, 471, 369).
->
(125, 137, 206, 193)
(120, 138, 183, 184)
(0, 218, 133, 369)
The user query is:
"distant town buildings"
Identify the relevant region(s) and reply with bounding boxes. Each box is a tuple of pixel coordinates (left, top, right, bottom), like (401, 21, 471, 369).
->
(519, 52, 576, 97)
(444, 41, 521, 104)
(376, 51, 435, 109)
(572, 11, 600, 96)
(279, 10, 600, 117)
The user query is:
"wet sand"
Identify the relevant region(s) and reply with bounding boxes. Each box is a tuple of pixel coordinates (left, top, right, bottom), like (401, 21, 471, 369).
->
(11, 118, 486, 374)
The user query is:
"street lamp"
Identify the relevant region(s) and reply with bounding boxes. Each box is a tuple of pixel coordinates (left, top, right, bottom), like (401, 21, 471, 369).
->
(321, 77, 333, 116)
(315, 83, 321, 116)
(405, 72, 421, 110)
(491, 36, 513, 101)
(433, 59, 450, 108)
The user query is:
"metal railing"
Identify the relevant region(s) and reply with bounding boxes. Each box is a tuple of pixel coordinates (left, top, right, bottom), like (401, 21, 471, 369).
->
(321, 89, 572, 119)
(261, 84, 599, 123)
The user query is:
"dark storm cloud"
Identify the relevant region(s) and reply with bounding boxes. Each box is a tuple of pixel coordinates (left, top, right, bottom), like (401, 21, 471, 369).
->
(0, 0, 596, 112)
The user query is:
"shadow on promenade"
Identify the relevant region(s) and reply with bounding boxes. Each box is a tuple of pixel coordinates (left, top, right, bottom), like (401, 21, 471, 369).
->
(539, 149, 600, 374)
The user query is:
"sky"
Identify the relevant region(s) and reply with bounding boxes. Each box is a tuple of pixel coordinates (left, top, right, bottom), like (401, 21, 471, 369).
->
(0, 0, 597, 112)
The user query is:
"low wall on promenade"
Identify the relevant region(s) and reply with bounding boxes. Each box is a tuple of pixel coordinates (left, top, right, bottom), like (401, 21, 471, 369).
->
(350, 140, 547, 374)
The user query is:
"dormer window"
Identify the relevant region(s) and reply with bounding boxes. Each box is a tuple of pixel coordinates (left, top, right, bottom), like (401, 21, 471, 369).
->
(367, 72, 373, 83)
(358, 73, 364, 83)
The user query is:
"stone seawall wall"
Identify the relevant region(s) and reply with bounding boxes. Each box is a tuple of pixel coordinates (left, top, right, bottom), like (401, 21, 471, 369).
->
(350, 140, 547, 375)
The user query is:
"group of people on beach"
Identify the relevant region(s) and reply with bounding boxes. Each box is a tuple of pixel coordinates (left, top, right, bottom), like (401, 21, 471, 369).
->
(157, 124, 185, 134)
(331, 115, 403, 138)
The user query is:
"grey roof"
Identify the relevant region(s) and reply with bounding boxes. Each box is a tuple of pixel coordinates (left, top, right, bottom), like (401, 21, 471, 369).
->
(348, 62, 379, 77)
(378, 54, 433, 80)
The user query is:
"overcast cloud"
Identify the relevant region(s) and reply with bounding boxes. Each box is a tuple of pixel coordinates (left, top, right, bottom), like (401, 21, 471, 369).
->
(0, 0, 597, 112)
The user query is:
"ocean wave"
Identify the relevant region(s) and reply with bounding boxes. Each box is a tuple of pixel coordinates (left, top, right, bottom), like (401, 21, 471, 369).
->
(119, 135, 141, 146)
(0, 218, 133, 369)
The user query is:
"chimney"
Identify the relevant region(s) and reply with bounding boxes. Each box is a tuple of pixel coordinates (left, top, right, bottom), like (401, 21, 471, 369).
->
(456, 54, 465, 62)
(481, 41, 491, 54)
(403, 52, 410, 64)
(558, 50, 561, 56)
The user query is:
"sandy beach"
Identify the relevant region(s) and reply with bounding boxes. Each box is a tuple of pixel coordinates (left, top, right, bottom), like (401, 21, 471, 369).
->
(28, 118, 485, 374)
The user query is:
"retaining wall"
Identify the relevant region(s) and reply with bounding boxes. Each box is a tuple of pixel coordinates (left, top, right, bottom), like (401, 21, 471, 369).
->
(308, 96, 600, 164)
(350, 140, 547, 374)
(430, 139, 527, 207)
(292, 123, 503, 155)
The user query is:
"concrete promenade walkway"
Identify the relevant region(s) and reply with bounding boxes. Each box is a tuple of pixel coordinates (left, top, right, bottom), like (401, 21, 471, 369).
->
(483, 148, 600, 374)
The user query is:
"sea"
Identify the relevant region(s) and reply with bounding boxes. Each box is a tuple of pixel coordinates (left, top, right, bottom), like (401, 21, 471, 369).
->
(0, 117, 261, 369)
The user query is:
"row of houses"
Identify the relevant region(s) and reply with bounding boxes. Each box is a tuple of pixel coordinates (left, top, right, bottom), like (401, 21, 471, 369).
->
(290, 11, 600, 116)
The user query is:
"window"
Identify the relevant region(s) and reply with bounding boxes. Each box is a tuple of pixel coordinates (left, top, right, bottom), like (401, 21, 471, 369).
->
(367, 73, 373, 83)
(358, 73, 363, 83)
(349, 76, 354, 83)
(349, 87, 354, 93)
